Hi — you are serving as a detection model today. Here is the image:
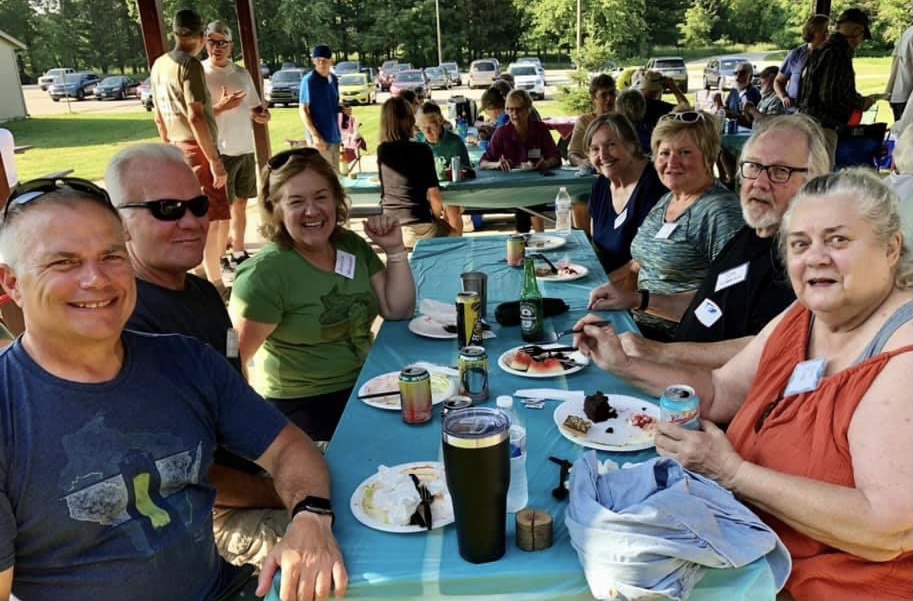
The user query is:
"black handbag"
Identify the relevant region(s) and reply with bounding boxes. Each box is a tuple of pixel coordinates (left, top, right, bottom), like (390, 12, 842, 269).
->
(494, 298, 570, 326)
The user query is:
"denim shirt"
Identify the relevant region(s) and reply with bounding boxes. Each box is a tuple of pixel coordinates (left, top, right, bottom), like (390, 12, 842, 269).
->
(566, 453, 791, 601)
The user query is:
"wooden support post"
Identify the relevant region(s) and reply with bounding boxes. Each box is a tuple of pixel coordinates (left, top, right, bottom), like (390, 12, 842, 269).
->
(235, 0, 271, 170)
(136, 0, 168, 70)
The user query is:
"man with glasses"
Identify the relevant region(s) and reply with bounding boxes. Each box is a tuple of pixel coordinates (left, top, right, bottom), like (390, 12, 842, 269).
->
(299, 45, 341, 172)
(150, 8, 231, 295)
(723, 62, 760, 128)
(107, 143, 290, 570)
(588, 115, 832, 375)
(799, 8, 882, 140)
(0, 177, 347, 600)
(202, 21, 269, 283)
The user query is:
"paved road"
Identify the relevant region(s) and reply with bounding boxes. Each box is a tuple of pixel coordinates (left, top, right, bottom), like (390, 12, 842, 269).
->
(22, 84, 149, 117)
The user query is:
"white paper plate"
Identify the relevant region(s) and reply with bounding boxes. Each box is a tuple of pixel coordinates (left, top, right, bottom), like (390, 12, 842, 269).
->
(357, 371, 456, 410)
(553, 395, 659, 452)
(350, 462, 454, 533)
(498, 344, 589, 378)
(535, 263, 589, 282)
(408, 315, 456, 339)
(524, 234, 567, 252)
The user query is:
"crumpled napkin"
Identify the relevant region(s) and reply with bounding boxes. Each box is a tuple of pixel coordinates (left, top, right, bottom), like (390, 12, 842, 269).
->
(514, 389, 585, 403)
(418, 299, 496, 339)
(371, 465, 421, 526)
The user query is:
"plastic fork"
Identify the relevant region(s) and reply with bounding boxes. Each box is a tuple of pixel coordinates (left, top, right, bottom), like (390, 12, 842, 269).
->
(535, 319, 613, 344)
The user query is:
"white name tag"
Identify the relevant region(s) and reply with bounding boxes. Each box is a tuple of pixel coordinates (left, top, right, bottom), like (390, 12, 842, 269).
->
(226, 328, 239, 358)
(614, 208, 628, 229)
(335, 250, 356, 279)
(527, 147, 542, 160)
(783, 358, 827, 396)
(714, 262, 749, 292)
(654, 222, 679, 239)
(694, 298, 723, 327)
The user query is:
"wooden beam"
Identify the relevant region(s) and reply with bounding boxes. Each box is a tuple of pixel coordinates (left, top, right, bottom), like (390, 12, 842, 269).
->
(136, 0, 168, 70)
(235, 0, 271, 170)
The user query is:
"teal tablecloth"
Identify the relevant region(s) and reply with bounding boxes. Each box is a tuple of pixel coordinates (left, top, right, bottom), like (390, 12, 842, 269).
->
(342, 166, 593, 213)
(267, 232, 776, 601)
(721, 126, 752, 158)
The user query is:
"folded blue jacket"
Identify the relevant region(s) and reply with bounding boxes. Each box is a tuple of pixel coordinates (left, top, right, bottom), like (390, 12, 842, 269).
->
(566, 452, 791, 601)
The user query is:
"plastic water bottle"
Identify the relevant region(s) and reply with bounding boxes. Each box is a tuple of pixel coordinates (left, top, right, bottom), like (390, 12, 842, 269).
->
(456, 115, 469, 140)
(554, 186, 572, 235)
(496, 395, 528, 513)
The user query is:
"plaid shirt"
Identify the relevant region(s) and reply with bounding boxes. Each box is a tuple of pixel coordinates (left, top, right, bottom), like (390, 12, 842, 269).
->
(798, 33, 865, 129)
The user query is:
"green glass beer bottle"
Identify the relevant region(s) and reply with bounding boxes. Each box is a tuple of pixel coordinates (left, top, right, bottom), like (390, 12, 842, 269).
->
(520, 258, 544, 342)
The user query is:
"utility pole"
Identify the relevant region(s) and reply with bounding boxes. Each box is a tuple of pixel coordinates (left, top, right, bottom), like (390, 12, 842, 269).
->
(576, 0, 581, 69)
(435, 0, 443, 66)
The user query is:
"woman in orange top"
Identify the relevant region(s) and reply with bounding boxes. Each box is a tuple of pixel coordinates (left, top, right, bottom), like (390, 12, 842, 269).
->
(575, 168, 912, 600)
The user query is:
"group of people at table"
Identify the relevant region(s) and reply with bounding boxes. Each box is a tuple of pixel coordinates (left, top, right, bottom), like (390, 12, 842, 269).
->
(0, 53, 910, 601)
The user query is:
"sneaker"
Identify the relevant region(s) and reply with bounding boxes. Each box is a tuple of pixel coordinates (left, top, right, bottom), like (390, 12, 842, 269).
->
(229, 250, 251, 269)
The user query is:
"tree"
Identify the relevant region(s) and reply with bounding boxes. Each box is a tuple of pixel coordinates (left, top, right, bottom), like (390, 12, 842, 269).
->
(678, 2, 716, 47)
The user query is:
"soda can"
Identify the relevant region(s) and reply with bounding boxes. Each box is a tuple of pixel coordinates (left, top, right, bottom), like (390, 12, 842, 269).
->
(442, 396, 473, 417)
(726, 119, 738, 135)
(456, 291, 483, 348)
(459, 345, 490, 402)
(506, 234, 526, 267)
(659, 384, 700, 430)
(400, 367, 433, 424)
(451, 156, 461, 182)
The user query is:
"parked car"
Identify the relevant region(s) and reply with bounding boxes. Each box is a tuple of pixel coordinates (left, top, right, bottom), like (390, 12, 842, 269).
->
(390, 69, 427, 98)
(703, 56, 753, 90)
(95, 76, 140, 100)
(424, 66, 451, 90)
(508, 63, 545, 100)
(137, 77, 153, 111)
(380, 62, 413, 93)
(468, 59, 498, 89)
(260, 63, 271, 78)
(48, 71, 100, 101)
(38, 67, 75, 91)
(339, 72, 376, 105)
(335, 61, 362, 76)
(264, 68, 305, 107)
(378, 59, 399, 91)
(440, 61, 461, 86)
(644, 56, 688, 93)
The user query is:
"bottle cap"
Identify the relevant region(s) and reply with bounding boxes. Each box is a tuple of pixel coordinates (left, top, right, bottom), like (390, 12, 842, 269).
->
(496, 395, 513, 409)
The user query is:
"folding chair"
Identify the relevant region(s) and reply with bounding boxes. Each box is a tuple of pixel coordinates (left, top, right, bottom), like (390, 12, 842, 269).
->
(339, 112, 366, 176)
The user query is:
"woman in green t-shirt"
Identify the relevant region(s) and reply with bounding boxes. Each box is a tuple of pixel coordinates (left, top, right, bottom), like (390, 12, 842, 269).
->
(230, 148, 416, 441)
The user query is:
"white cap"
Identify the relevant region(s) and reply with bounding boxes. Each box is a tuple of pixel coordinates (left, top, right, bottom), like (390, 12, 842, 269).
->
(496, 395, 513, 409)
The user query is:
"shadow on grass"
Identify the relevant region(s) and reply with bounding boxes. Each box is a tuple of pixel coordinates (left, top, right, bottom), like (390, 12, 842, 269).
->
(4, 114, 159, 150)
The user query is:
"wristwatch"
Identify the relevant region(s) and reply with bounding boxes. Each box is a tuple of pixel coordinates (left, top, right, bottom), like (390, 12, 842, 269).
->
(291, 496, 335, 526)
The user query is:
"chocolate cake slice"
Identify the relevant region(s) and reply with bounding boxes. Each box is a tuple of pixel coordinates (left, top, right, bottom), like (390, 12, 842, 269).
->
(583, 391, 618, 423)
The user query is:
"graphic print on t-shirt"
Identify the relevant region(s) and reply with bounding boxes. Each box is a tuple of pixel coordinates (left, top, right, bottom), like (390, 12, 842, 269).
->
(59, 415, 203, 549)
(319, 285, 377, 363)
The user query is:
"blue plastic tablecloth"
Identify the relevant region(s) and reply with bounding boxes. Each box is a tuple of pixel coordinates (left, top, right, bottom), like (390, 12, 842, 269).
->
(267, 232, 776, 600)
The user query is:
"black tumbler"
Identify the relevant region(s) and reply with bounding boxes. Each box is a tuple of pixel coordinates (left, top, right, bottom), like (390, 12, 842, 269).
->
(442, 407, 510, 563)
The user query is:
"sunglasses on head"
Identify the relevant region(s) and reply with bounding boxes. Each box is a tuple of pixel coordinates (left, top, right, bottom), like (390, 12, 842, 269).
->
(659, 111, 707, 124)
(266, 147, 322, 171)
(3, 177, 113, 221)
(117, 195, 209, 221)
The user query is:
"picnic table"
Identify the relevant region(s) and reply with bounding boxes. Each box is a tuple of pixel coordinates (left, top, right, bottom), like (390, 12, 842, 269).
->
(720, 126, 753, 159)
(266, 231, 778, 601)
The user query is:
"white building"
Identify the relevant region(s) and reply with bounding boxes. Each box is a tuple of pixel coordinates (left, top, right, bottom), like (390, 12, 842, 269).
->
(0, 30, 27, 121)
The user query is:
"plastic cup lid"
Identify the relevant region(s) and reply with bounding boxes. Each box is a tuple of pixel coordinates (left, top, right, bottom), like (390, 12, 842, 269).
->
(443, 407, 509, 448)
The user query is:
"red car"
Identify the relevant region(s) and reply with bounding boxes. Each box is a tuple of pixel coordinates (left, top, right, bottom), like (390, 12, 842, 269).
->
(390, 69, 427, 98)
(136, 78, 153, 111)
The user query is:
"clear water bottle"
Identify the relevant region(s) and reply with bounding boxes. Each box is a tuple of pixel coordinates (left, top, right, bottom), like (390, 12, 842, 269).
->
(496, 395, 528, 513)
(554, 186, 572, 235)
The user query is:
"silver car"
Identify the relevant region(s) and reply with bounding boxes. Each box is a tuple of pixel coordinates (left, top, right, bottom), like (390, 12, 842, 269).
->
(644, 56, 688, 93)
(468, 59, 498, 89)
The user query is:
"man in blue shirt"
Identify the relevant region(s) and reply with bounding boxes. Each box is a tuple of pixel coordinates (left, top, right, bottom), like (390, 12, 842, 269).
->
(299, 44, 342, 172)
(724, 62, 761, 128)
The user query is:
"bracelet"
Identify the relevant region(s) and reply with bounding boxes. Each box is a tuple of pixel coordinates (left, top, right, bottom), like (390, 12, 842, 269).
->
(636, 289, 650, 312)
(386, 252, 408, 263)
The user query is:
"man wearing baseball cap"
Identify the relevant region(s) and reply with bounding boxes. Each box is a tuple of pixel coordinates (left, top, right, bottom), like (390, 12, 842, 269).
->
(799, 8, 882, 138)
(636, 69, 688, 130)
(150, 8, 231, 293)
(299, 44, 342, 172)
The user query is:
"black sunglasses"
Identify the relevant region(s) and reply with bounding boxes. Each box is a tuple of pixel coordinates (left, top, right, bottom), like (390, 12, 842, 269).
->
(267, 147, 321, 171)
(3, 177, 113, 221)
(117, 195, 209, 221)
(207, 39, 231, 48)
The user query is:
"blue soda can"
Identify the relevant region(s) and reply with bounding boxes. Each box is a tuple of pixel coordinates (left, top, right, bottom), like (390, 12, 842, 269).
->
(659, 385, 700, 430)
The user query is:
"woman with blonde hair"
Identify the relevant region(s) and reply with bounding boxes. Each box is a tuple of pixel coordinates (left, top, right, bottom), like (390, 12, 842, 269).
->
(230, 147, 415, 441)
(377, 96, 452, 247)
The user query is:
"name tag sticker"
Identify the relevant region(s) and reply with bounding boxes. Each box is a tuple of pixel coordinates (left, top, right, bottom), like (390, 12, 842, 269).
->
(335, 250, 357, 279)
(527, 147, 542, 160)
(654, 222, 679, 239)
(694, 298, 723, 327)
(784, 358, 827, 396)
(715, 262, 749, 292)
(226, 328, 239, 358)
(614, 208, 628, 229)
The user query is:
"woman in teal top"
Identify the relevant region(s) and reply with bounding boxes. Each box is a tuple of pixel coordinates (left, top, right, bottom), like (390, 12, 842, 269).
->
(589, 110, 744, 340)
(230, 148, 416, 441)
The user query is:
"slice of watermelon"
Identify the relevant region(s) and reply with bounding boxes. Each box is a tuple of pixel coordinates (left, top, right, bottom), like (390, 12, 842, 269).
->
(527, 357, 564, 375)
(508, 351, 532, 372)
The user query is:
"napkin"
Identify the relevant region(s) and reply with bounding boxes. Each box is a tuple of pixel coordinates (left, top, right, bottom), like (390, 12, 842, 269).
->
(514, 389, 585, 403)
(370, 465, 421, 526)
(418, 299, 496, 339)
